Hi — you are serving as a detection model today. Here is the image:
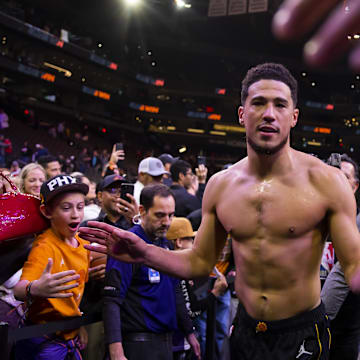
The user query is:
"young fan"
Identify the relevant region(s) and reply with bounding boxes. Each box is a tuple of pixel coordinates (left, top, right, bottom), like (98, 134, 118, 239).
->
(14, 175, 90, 360)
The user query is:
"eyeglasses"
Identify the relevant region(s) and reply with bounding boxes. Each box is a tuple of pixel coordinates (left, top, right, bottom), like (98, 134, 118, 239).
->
(104, 187, 121, 195)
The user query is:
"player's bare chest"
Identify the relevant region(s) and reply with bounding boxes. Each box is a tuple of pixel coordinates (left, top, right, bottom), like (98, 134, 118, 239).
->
(217, 179, 327, 238)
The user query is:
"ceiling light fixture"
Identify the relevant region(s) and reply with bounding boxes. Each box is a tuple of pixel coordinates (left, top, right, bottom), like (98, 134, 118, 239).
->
(175, 0, 191, 9)
(124, 0, 142, 7)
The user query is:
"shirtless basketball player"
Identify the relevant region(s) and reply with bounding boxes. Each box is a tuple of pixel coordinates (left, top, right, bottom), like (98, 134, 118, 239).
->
(79, 63, 360, 359)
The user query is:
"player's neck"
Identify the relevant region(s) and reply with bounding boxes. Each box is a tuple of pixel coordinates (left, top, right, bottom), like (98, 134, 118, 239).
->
(247, 144, 294, 178)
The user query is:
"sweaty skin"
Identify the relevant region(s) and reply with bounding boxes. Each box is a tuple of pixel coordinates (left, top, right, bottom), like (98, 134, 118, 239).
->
(203, 152, 344, 320)
(80, 79, 360, 322)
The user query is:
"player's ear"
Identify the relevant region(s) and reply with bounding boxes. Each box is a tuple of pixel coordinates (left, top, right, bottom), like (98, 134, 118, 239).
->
(291, 108, 299, 128)
(238, 106, 245, 126)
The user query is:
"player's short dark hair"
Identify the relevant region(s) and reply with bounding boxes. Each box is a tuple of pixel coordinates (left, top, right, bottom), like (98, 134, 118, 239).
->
(170, 160, 192, 182)
(140, 184, 175, 211)
(241, 63, 298, 107)
(341, 153, 359, 184)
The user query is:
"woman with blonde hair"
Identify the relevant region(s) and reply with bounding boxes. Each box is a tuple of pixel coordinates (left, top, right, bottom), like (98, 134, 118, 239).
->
(19, 163, 46, 197)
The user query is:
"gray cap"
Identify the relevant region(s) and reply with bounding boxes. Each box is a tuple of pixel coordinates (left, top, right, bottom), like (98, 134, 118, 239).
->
(138, 157, 170, 176)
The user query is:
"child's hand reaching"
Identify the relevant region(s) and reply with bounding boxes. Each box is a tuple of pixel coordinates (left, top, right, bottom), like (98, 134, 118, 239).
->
(31, 258, 80, 298)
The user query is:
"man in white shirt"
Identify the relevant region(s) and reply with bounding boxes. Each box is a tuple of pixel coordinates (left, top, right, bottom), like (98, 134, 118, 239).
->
(134, 157, 169, 204)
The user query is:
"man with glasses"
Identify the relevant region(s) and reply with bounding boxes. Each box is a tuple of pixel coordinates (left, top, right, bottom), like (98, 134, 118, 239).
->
(81, 174, 139, 360)
(89, 174, 138, 229)
(170, 160, 207, 217)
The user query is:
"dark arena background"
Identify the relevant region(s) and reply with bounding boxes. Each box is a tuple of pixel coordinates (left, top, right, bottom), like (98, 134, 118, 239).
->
(1, 1, 360, 360)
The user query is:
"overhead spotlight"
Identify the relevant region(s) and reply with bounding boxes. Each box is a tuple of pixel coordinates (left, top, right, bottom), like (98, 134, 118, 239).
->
(98, 43, 103, 48)
(354, 34, 360, 39)
(301, 72, 307, 77)
(175, 0, 191, 8)
(124, 0, 142, 7)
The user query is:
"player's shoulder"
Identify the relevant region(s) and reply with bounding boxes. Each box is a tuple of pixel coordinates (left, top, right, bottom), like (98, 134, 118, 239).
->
(300, 152, 343, 183)
(203, 158, 248, 205)
(209, 157, 248, 184)
(297, 151, 349, 198)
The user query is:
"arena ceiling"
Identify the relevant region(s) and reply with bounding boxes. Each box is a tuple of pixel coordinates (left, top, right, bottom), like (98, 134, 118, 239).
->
(29, 0, 359, 105)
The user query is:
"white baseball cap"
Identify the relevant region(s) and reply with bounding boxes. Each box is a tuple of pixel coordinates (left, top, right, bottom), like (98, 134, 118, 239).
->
(138, 157, 170, 176)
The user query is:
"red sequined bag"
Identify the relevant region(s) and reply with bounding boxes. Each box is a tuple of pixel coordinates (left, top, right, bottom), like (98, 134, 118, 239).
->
(0, 172, 49, 242)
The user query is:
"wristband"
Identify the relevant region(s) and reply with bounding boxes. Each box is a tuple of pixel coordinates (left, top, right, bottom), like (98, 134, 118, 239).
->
(26, 281, 35, 306)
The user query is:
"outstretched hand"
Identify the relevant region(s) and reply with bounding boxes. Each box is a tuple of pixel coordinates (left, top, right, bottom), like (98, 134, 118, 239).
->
(79, 221, 148, 264)
(110, 144, 125, 164)
(31, 258, 80, 298)
(273, 0, 360, 70)
(116, 194, 139, 225)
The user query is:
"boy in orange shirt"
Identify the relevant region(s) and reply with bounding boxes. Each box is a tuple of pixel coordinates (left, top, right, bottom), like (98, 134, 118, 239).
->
(14, 174, 90, 360)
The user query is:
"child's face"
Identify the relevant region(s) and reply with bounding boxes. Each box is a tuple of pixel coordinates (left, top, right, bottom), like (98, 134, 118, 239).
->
(47, 192, 85, 240)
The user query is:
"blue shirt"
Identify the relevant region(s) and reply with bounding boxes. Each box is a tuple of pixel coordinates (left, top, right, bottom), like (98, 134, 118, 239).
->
(103, 224, 186, 344)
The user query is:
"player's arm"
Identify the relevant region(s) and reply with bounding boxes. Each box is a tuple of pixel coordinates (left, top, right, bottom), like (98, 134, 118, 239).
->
(80, 173, 228, 279)
(325, 167, 360, 290)
(144, 173, 228, 278)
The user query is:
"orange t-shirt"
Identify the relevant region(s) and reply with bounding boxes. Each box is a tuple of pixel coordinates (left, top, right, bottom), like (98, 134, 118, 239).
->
(21, 228, 90, 339)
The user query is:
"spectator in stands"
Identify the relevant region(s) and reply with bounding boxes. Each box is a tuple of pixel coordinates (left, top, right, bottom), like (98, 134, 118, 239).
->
(158, 153, 178, 187)
(87, 181, 97, 205)
(32, 144, 48, 162)
(0, 269, 25, 351)
(96, 184, 199, 360)
(14, 175, 90, 360)
(170, 160, 207, 217)
(166, 217, 205, 360)
(134, 157, 169, 204)
(321, 154, 360, 359)
(57, 121, 65, 139)
(194, 236, 233, 360)
(82, 124, 89, 142)
(0, 134, 10, 167)
(64, 156, 76, 174)
(101, 145, 124, 178)
(19, 163, 46, 197)
(19, 141, 32, 166)
(77, 147, 91, 174)
(0, 108, 9, 129)
(80, 175, 137, 360)
(48, 126, 57, 138)
(71, 172, 101, 222)
(37, 155, 62, 179)
(90, 149, 101, 171)
(10, 160, 21, 177)
(84, 174, 138, 230)
(187, 173, 199, 196)
(4, 135, 12, 162)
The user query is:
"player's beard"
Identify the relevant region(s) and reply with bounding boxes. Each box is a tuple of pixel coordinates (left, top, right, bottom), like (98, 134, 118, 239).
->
(247, 134, 289, 156)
